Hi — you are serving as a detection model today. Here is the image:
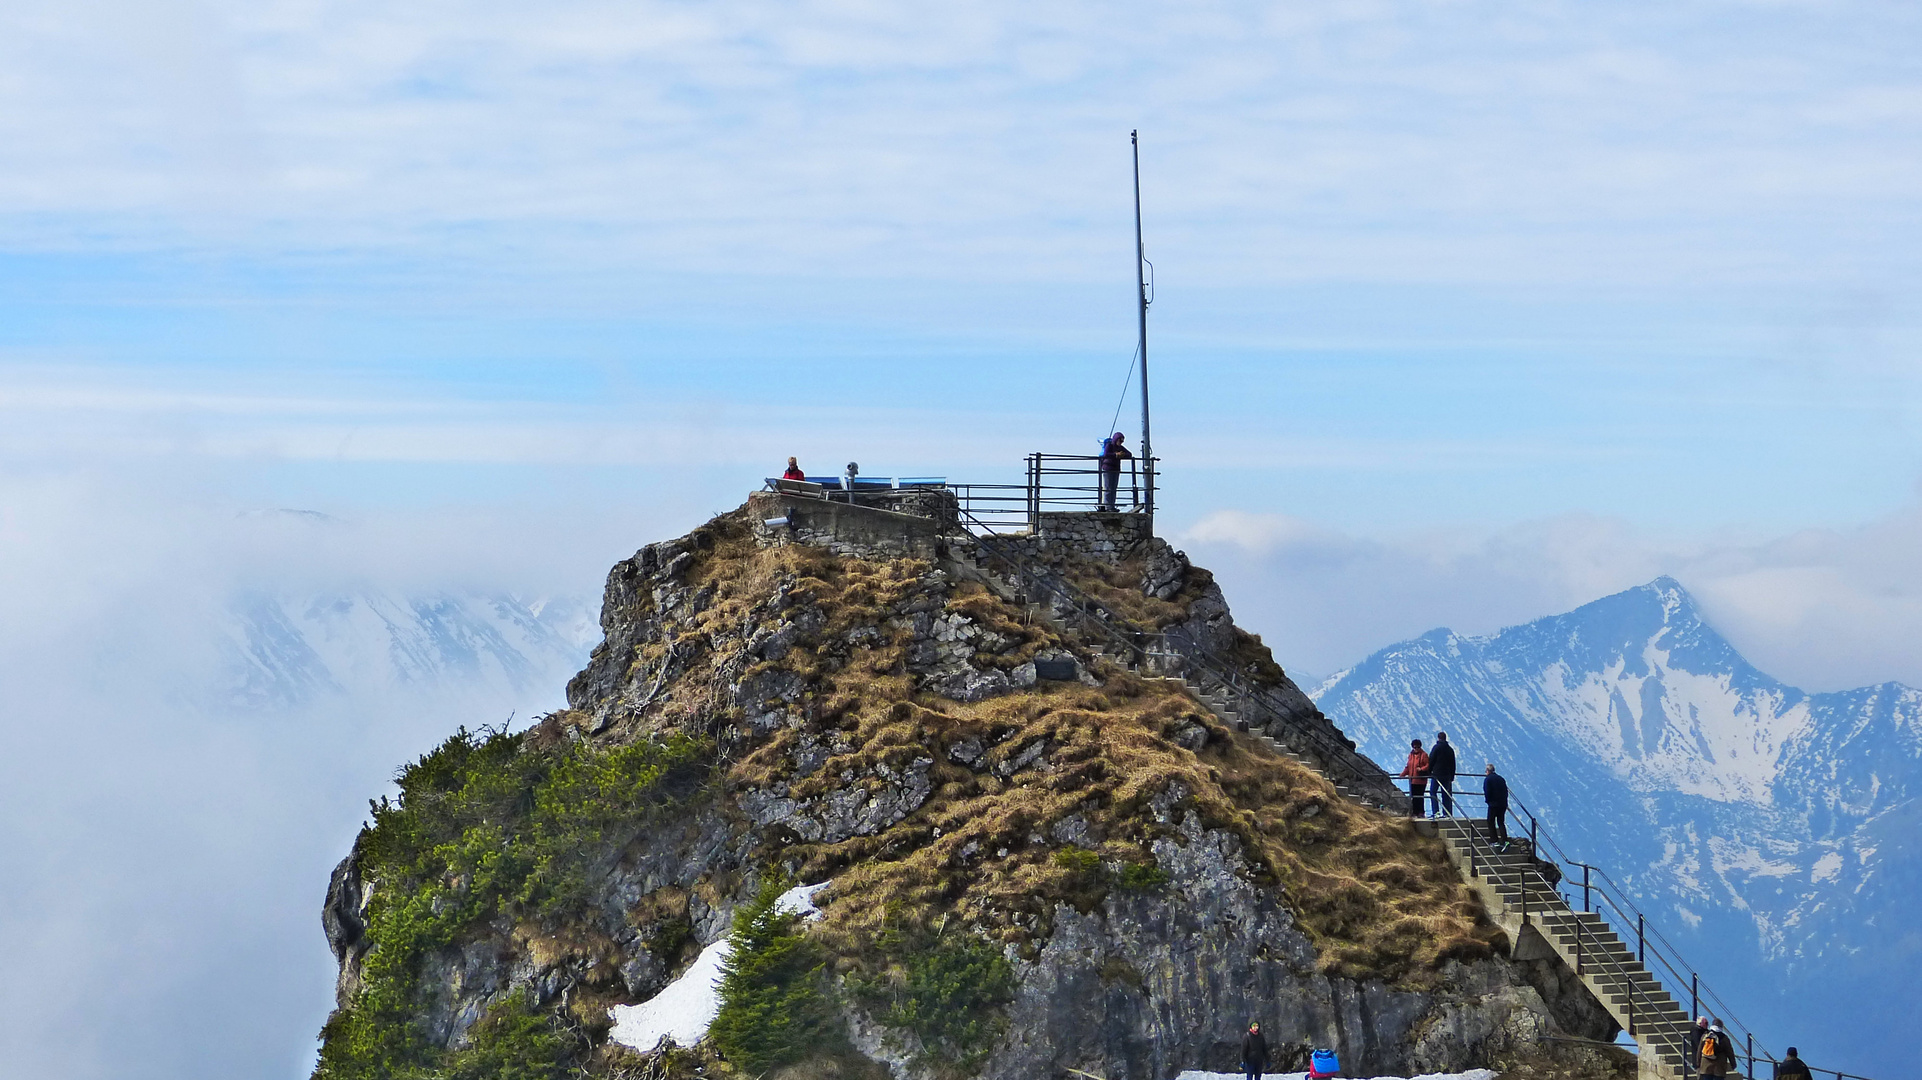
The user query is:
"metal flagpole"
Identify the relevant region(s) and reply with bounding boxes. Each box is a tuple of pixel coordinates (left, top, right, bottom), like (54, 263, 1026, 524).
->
(1131, 131, 1153, 528)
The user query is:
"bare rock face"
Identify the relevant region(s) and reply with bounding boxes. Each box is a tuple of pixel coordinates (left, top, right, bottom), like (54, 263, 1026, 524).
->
(319, 504, 1615, 1078)
(955, 814, 1606, 1080)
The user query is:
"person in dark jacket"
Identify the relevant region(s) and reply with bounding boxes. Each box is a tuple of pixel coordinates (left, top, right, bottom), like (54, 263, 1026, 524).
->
(1098, 432, 1134, 511)
(1685, 1016, 1709, 1066)
(1428, 731, 1458, 816)
(1699, 1019, 1737, 1077)
(1773, 1047, 1812, 1079)
(1400, 739, 1430, 817)
(1482, 763, 1509, 844)
(1240, 1020, 1268, 1080)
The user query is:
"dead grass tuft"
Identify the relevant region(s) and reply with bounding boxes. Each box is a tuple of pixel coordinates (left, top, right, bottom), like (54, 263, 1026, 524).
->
(609, 514, 1497, 988)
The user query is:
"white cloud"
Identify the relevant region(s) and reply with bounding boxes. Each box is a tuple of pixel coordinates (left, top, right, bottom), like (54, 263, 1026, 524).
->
(1179, 496, 1922, 692)
(1, 2, 1920, 284)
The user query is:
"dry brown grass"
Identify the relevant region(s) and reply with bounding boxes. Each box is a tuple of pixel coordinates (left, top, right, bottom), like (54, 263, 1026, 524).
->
(615, 516, 1498, 988)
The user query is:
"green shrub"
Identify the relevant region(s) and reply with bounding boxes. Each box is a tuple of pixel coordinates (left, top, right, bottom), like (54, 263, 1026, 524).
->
(852, 919, 1016, 1069)
(1052, 847, 1101, 875)
(709, 880, 842, 1073)
(314, 726, 710, 1080)
(444, 991, 579, 1080)
(1116, 862, 1171, 891)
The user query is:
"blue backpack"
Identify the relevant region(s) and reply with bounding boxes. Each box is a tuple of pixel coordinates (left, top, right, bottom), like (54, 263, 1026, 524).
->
(1310, 1048, 1340, 1077)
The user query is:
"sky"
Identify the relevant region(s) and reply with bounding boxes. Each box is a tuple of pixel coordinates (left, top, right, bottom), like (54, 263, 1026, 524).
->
(2, 2, 1921, 1078)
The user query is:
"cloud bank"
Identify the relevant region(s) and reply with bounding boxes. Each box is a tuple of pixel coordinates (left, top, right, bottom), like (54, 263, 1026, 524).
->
(1179, 497, 1922, 693)
(3, 1, 1921, 285)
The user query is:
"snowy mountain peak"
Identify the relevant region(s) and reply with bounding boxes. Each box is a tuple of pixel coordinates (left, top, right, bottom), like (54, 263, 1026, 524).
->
(1321, 578, 1810, 806)
(1310, 578, 1922, 1075)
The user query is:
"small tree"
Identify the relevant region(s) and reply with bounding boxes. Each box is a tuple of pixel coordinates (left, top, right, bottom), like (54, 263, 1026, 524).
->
(709, 881, 840, 1073)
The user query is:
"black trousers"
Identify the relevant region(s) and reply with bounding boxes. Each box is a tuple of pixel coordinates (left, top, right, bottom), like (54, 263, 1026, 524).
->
(1486, 809, 1508, 842)
(1430, 777, 1455, 816)
(1408, 784, 1426, 817)
(1244, 1068, 1262, 1080)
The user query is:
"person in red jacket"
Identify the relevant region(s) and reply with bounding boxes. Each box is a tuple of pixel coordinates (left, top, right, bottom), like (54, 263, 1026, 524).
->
(1400, 738, 1431, 818)
(782, 457, 805, 481)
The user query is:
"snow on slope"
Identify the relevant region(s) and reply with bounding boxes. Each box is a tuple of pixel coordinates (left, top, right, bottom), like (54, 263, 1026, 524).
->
(219, 588, 598, 711)
(609, 883, 828, 1052)
(1310, 577, 1922, 1078)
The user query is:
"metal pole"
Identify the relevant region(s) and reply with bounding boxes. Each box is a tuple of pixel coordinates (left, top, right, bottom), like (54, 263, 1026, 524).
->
(1638, 914, 1645, 963)
(1583, 864, 1591, 913)
(1691, 973, 1698, 1028)
(1575, 909, 1584, 977)
(1130, 130, 1153, 528)
(1027, 453, 1039, 530)
(1746, 1033, 1753, 1080)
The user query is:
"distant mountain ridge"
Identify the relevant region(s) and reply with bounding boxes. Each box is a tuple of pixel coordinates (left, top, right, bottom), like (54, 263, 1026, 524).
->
(1311, 577, 1921, 1078)
(219, 588, 598, 711)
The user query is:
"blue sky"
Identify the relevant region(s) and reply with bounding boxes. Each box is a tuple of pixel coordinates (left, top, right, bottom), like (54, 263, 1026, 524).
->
(2, 5, 1922, 1076)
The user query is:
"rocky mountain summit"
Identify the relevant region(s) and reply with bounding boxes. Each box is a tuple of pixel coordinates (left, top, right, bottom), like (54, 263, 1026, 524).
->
(314, 496, 1618, 1080)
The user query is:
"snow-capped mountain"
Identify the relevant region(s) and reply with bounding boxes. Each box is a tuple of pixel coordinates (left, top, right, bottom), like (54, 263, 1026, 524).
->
(218, 588, 599, 711)
(1312, 577, 1920, 1078)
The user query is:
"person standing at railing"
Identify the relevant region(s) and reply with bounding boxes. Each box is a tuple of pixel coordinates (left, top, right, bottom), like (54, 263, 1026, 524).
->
(1400, 739, 1431, 817)
(1098, 432, 1133, 512)
(1772, 1047, 1812, 1079)
(1428, 731, 1458, 817)
(782, 457, 805, 481)
(1482, 763, 1510, 846)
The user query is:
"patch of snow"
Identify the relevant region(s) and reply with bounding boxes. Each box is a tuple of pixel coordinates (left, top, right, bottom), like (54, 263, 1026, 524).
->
(609, 882, 830, 1053)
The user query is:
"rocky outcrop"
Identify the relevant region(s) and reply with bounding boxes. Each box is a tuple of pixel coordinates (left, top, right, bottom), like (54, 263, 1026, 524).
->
(986, 811, 1606, 1080)
(318, 501, 1616, 1079)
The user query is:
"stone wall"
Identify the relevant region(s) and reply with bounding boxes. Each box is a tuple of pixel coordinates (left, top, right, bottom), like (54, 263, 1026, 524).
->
(748, 490, 956, 560)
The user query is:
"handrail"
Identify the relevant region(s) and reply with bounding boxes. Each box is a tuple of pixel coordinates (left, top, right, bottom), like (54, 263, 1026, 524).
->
(1437, 778, 1872, 1080)
(949, 505, 1872, 1080)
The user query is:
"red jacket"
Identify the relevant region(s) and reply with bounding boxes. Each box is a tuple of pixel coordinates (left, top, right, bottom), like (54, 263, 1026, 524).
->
(1401, 749, 1430, 786)
(782, 466, 805, 480)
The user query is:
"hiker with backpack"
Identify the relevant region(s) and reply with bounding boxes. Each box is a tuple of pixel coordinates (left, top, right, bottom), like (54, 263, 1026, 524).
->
(1239, 1020, 1268, 1080)
(1097, 432, 1133, 511)
(1428, 731, 1458, 816)
(1482, 763, 1510, 845)
(1697, 1019, 1737, 1077)
(1400, 739, 1430, 817)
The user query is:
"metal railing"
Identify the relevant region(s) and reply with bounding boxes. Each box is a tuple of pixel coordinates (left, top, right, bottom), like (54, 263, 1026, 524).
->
(950, 487, 1873, 1080)
(1432, 777, 1874, 1080)
(952, 453, 1158, 531)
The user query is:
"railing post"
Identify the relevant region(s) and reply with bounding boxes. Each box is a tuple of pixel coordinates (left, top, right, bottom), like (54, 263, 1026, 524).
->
(1026, 454, 1040, 530)
(1637, 913, 1645, 964)
(1691, 973, 1697, 1029)
(1746, 1033, 1753, 1080)
(1575, 908, 1584, 977)
(1583, 864, 1591, 913)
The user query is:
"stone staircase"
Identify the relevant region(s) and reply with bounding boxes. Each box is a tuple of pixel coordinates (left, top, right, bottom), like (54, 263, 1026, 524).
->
(947, 526, 1703, 1080)
(1428, 817, 1694, 1080)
